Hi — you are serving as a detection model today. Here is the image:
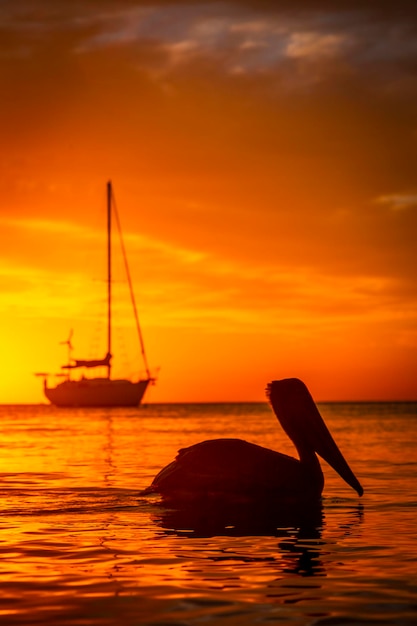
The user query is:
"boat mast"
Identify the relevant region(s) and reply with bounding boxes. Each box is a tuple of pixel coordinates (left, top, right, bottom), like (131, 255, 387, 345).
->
(107, 180, 112, 379)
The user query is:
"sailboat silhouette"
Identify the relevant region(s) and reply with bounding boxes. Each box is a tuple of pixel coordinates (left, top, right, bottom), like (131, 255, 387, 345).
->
(38, 181, 155, 407)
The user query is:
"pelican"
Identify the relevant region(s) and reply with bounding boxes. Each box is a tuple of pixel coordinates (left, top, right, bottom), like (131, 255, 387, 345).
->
(140, 378, 363, 504)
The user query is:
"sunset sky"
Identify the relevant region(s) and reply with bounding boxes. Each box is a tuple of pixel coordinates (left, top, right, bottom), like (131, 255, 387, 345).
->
(1, 0, 416, 403)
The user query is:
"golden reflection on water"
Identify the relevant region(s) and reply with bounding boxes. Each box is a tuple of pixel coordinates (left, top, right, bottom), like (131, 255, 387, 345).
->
(0, 402, 416, 625)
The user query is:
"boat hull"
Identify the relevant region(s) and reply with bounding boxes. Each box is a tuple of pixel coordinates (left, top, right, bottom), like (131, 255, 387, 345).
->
(44, 377, 151, 407)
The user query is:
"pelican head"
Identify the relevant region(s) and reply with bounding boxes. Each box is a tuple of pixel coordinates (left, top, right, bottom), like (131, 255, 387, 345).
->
(267, 378, 363, 496)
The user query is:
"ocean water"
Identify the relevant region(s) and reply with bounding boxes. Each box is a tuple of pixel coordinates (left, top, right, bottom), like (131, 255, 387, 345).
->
(0, 401, 416, 625)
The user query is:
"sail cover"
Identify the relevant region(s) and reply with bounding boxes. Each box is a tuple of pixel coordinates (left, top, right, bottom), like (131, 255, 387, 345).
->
(62, 352, 112, 369)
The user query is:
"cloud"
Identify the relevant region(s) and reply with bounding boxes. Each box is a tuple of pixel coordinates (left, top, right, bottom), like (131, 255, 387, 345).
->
(0, 215, 89, 236)
(375, 194, 417, 211)
(285, 32, 349, 59)
(53, 1, 417, 90)
(4, 207, 414, 338)
(3, 1, 417, 97)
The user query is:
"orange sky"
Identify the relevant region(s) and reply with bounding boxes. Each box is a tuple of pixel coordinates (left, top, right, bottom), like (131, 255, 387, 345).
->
(1, 0, 416, 403)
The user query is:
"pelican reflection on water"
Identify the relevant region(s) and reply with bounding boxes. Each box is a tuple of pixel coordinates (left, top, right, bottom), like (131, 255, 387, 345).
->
(141, 378, 363, 507)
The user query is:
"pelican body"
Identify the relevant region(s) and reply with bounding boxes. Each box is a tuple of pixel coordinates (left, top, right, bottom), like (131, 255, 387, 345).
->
(141, 378, 363, 504)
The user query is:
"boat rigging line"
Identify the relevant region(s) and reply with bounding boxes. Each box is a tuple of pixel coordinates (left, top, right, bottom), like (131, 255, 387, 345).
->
(110, 184, 152, 380)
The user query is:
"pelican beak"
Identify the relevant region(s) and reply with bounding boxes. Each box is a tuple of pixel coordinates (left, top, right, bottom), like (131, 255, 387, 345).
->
(312, 409, 364, 497)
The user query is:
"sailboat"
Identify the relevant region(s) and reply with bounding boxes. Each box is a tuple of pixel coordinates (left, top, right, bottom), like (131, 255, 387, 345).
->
(39, 181, 155, 407)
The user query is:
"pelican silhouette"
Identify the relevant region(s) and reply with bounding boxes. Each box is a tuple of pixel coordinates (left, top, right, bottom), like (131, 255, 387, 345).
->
(140, 378, 363, 504)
